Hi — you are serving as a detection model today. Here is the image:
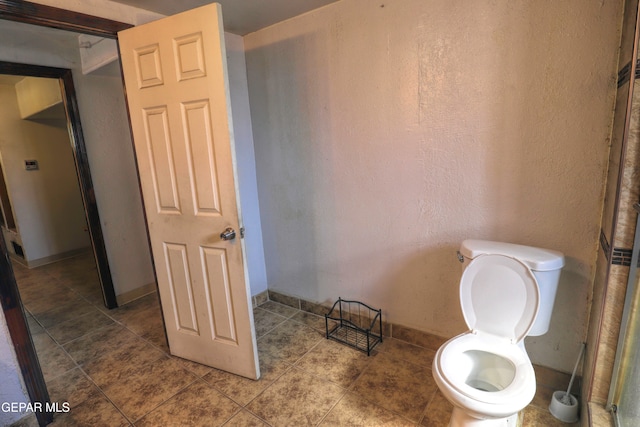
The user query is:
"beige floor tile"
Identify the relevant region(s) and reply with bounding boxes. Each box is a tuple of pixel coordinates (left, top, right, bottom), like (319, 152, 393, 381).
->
(247, 367, 345, 426)
(291, 310, 333, 333)
(420, 389, 453, 426)
(11, 260, 32, 276)
(25, 313, 44, 335)
(49, 391, 130, 427)
(100, 357, 197, 422)
(291, 311, 327, 332)
(253, 307, 287, 337)
(256, 343, 295, 382)
(16, 272, 59, 291)
(222, 410, 269, 426)
(204, 368, 274, 407)
(65, 270, 101, 287)
(124, 307, 165, 337)
(171, 355, 214, 377)
(111, 298, 167, 351)
(522, 405, 581, 426)
(31, 330, 59, 354)
(45, 367, 100, 409)
(46, 309, 114, 344)
(295, 339, 373, 387)
(257, 319, 324, 364)
(34, 299, 97, 329)
(141, 324, 169, 352)
(136, 379, 240, 426)
(351, 353, 436, 422)
(109, 293, 160, 324)
(377, 338, 436, 369)
(8, 413, 39, 427)
(46, 255, 95, 275)
(14, 275, 50, 292)
(61, 271, 101, 292)
(23, 286, 84, 318)
(76, 287, 105, 307)
(36, 342, 78, 382)
(321, 392, 415, 426)
(530, 384, 556, 410)
(16, 283, 45, 302)
(62, 323, 139, 365)
(81, 337, 167, 388)
(203, 344, 291, 406)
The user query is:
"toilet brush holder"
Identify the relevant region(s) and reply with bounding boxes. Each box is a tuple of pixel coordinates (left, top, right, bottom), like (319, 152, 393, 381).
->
(549, 342, 585, 423)
(549, 390, 579, 423)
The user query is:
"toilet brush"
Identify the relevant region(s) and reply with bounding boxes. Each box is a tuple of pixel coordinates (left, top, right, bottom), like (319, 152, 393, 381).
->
(549, 342, 585, 423)
(561, 343, 585, 404)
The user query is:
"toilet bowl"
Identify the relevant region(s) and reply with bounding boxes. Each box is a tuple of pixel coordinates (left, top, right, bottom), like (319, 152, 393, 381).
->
(433, 331, 536, 426)
(432, 241, 564, 427)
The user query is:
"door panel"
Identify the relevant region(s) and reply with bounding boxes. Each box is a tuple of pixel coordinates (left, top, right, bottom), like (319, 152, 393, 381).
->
(164, 243, 198, 334)
(143, 106, 180, 213)
(182, 100, 222, 215)
(118, 3, 259, 379)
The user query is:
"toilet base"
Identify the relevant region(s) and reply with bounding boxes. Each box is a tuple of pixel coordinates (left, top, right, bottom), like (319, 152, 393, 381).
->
(448, 407, 520, 427)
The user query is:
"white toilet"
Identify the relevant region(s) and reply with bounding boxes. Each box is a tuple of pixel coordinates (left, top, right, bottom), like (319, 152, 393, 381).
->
(432, 239, 564, 427)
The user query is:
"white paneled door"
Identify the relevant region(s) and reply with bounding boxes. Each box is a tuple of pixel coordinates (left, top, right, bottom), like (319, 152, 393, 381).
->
(118, 3, 259, 379)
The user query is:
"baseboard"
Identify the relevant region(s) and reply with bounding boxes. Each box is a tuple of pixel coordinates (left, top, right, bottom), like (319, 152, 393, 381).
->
(266, 289, 448, 351)
(8, 252, 27, 267)
(251, 290, 269, 308)
(116, 282, 157, 306)
(20, 247, 91, 268)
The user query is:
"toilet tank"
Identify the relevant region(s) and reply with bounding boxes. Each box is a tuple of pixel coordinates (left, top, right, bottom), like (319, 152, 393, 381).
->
(458, 239, 565, 337)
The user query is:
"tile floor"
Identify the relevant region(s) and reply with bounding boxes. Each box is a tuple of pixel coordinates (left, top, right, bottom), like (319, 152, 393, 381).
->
(11, 254, 580, 426)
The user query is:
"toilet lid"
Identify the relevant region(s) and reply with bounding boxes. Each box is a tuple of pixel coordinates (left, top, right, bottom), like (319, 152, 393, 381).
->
(460, 254, 540, 342)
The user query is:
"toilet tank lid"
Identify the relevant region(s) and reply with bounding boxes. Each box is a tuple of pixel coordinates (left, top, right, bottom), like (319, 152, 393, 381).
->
(460, 239, 564, 271)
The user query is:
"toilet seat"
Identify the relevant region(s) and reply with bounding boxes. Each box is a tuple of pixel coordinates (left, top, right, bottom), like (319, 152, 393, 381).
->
(435, 332, 535, 405)
(459, 254, 540, 343)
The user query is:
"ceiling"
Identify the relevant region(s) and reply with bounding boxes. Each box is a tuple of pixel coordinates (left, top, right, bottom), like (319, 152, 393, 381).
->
(0, 19, 79, 51)
(0, 0, 339, 84)
(110, 0, 340, 35)
(0, 19, 81, 85)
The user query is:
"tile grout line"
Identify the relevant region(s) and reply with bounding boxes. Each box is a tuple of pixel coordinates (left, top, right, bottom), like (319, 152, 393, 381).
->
(78, 368, 135, 426)
(128, 376, 201, 425)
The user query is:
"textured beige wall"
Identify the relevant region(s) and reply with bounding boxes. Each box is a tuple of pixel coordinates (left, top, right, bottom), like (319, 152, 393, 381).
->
(245, 0, 622, 372)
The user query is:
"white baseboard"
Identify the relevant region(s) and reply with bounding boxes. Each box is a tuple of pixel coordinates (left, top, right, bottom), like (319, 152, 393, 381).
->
(17, 247, 91, 269)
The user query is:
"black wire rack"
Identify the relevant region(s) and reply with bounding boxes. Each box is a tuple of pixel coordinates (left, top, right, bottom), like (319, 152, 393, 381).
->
(325, 297, 382, 356)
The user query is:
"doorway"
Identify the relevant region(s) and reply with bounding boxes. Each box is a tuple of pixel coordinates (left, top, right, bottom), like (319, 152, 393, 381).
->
(0, 63, 117, 306)
(0, 70, 114, 420)
(0, 62, 119, 427)
(0, 4, 132, 425)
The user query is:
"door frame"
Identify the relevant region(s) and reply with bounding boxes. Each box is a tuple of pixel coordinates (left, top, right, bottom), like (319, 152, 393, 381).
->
(0, 61, 118, 309)
(0, 2, 131, 425)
